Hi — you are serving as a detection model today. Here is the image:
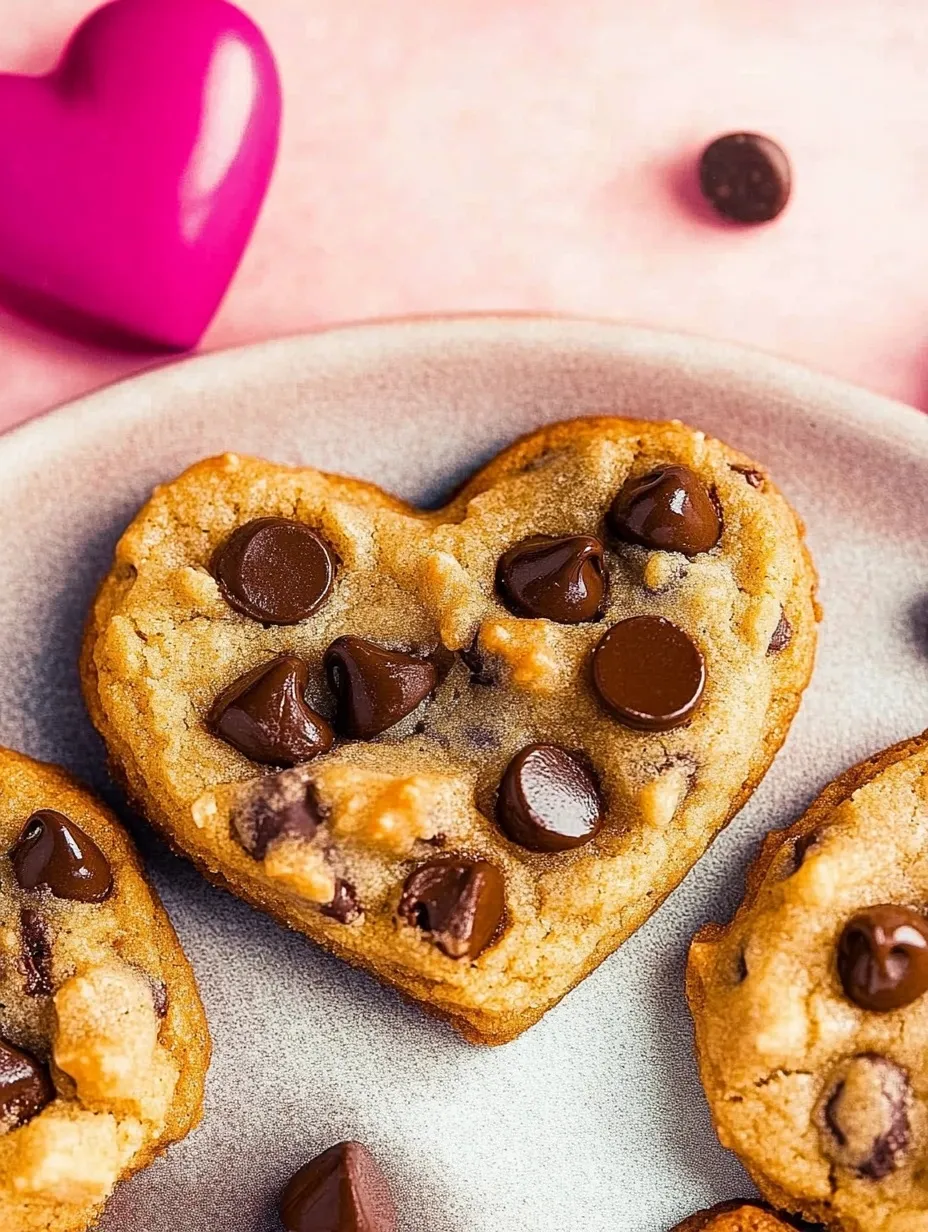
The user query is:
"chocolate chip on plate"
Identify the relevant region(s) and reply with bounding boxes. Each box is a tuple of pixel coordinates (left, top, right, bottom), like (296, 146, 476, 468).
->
(279, 1140, 397, 1232)
(837, 905, 928, 1012)
(324, 636, 437, 739)
(698, 132, 791, 224)
(496, 534, 606, 624)
(212, 517, 337, 625)
(398, 857, 505, 960)
(19, 907, 53, 998)
(208, 655, 334, 766)
(11, 810, 113, 903)
(767, 611, 792, 655)
(592, 615, 706, 731)
(497, 744, 604, 852)
(0, 1037, 54, 1134)
(609, 466, 721, 555)
(819, 1054, 911, 1179)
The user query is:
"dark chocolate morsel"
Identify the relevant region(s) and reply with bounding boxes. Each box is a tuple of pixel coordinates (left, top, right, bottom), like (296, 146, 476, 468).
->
(324, 637, 437, 739)
(609, 465, 722, 555)
(496, 534, 606, 624)
(19, 908, 53, 998)
(212, 517, 336, 625)
(819, 1054, 910, 1179)
(11, 810, 113, 903)
(279, 1140, 398, 1232)
(321, 881, 362, 925)
(767, 611, 792, 655)
(698, 132, 791, 224)
(497, 744, 604, 852)
(0, 1037, 54, 1134)
(208, 656, 334, 767)
(592, 615, 706, 731)
(837, 905, 928, 1012)
(459, 640, 496, 686)
(398, 858, 505, 960)
(230, 776, 323, 860)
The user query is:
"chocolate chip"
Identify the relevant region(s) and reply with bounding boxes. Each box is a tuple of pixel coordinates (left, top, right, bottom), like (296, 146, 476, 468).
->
(459, 641, 496, 686)
(324, 637, 437, 739)
(279, 1140, 397, 1232)
(698, 132, 791, 224)
(19, 908, 52, 997)
(818, 1055, 910, 1179)
(212, 518, 337, 625)
(837, 905, 928, 1012)
(321, 880, 361, 925)
(399, 857, 505, 960)
(767, 611, 792, 655)
(150, 979, 169, 1019)
(11, 811, 113, 903)
(608, 466, 722, 555)
(592, 615, 706, 731)
(733, 465, 765, 489)
(496, 534, 606, 624)
(0, 1037, 54, 1134)
(230, 776, 323, 859)
(497, 744, 604, 852)
(208, 656, 335, 766)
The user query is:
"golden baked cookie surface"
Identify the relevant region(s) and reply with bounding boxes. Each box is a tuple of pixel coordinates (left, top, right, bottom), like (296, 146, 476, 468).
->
(83, 416, 817, 1043)
(673, 1201, 805, 1230)
(0, 748, 209, 1232)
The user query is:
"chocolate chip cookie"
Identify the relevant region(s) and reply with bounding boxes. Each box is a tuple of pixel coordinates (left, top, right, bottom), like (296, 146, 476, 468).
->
(673, 1202, 807, 1230)
(82, 416, 817, 1043)
(687, 732, 928, 1232)
(0, 748, 209, 1232)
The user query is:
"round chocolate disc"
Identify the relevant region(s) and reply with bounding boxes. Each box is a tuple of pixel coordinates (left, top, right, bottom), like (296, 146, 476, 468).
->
(592, 615, 705, 731)
(212, 517, 336, 624)
(496, 534, 606, 624)
(497, 744, 603, 852)
(837, 905, 928, 1012)
(698, 132, 791, 224)
(608, 466, 721, 555)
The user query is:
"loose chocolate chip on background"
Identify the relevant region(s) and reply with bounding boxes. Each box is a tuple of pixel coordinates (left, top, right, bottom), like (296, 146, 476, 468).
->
(399, 857, 505, 960)
(767, 611, 792, 655)
(11, 810, 113, 903)
(208, 656, 334, 767)
(609, 466, 722, 555)
(321, 880, 362, 925)
(19, 907, 53, 998)
(212, 517, 337, 625)
(837, 905, 928, 1012)
(0, 1037, 54, 1133)
(279, 1140, 398, 1232)
(497, 744, 604, 852)
(324, 636, 437, 739)
(231, 776, 323, 859)
(592, 615, 706, 731)
(496, 534, 606, 624)
(698, 132, 791, 224)
(818, 1054, 911, 1179)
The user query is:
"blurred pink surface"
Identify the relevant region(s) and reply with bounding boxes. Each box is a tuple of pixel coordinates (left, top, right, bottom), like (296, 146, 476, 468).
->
(2, 0, 928, 433)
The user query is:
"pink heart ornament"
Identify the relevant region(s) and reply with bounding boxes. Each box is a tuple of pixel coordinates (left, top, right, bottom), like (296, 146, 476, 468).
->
(0, 0, 281, 350)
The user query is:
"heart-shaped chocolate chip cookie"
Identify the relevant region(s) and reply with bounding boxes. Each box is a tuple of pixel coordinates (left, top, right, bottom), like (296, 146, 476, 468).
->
(82, 417, 817, 1043)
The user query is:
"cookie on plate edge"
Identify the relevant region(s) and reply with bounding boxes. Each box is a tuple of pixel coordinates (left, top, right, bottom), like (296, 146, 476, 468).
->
(82, 415, 818, 1044)
(0, 747, 210, 1232)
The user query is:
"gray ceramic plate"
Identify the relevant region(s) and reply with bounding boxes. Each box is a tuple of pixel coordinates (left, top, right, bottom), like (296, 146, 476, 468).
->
(2, 317, 928, 1232)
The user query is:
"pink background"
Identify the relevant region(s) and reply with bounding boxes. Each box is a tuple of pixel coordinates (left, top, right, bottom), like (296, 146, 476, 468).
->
(3, 0, 928, 433)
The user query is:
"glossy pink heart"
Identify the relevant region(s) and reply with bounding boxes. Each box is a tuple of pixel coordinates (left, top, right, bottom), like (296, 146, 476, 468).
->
(0, 0, 281, 351)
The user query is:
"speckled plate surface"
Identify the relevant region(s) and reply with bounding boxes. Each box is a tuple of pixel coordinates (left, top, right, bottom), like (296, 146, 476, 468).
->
(2, 317, 927, 1231)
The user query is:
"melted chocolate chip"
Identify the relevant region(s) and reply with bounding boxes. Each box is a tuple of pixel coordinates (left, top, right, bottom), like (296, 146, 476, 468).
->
(0, 1037, 54, 1133)
(231, 776, 323, 859)
(279, 1140, 397, 1232)
(321, 880, 361, 925)
(212, 518, 337, 625)
(767, 611, 792, 655)
(11, 811, 113, 903)
(459, 641, 496, 686)
(837, 905, 928, 1012)
(324, 637, 437, 739)
(496, 534, 606, 624)
(19, 908, 52, 997)
(497, 745, 604, 852)
(399, 858, 505, 960)
(592, 615, 706, 731)
(208, 656, 334, 767)
(819, 1054, 910, 1179)
(699, 132, 791, 224)
(609, 466, 722, 555)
